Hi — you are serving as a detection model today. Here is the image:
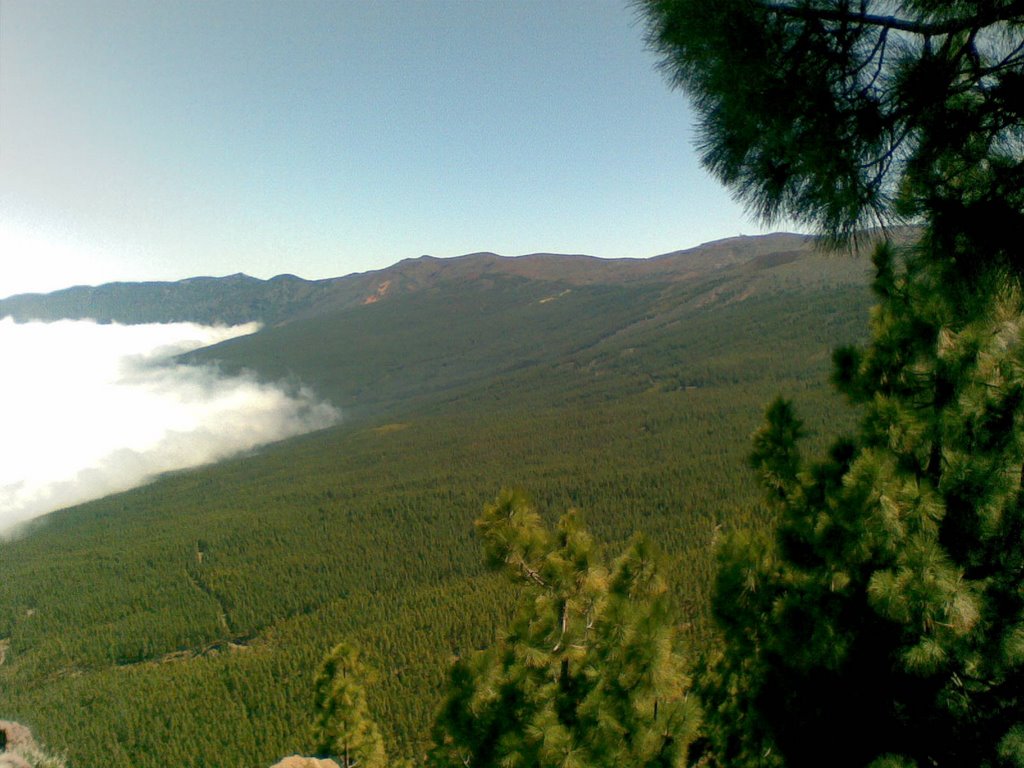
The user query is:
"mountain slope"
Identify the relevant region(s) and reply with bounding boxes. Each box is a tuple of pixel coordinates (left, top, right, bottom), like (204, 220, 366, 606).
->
(0, 272, 349, 326)
(182, 235, 872, 419)
(0, 232, 867, 328)
(0, 233, 877, 768)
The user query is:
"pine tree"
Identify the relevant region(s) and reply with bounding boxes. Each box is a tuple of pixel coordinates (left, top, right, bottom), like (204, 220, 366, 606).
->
(311, 642, 388, 768)
(428, 490, 700, 768)
(576, 536, 700, 768)
(639, 2, 1024, 767)
(639, 0, 1024, 262)
(693, 243, 1024, 768)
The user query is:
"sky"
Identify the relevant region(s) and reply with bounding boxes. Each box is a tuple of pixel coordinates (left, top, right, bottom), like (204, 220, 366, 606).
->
(0, 318, 340, 533)
(0, 0, 791, 298)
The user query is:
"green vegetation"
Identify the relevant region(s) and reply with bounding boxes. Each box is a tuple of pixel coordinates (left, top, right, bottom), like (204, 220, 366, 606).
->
(699, 247, 1024, 768)
(641, 0, 1024, 251)
(429, 491, 700, 768)
(0, 272, 355, 326)
(312, 643, 387, 768)
(6, 2, 1022, 765)
(0, 241, 870, 767)
(643, 2, 1024, 766)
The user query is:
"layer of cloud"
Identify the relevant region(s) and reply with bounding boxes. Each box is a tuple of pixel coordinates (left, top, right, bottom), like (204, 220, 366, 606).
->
(0, 318, 340, 533)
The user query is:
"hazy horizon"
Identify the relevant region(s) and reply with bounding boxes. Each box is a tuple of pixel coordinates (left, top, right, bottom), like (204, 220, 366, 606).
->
(0, 0, 797, 298)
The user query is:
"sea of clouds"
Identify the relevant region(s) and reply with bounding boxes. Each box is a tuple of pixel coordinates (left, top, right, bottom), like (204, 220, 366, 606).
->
(0, 317, 340, 533)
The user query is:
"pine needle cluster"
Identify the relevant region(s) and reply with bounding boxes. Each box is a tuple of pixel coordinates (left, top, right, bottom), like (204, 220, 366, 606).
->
(699, 240, 1024, 768)
(428, 490, 701, 768)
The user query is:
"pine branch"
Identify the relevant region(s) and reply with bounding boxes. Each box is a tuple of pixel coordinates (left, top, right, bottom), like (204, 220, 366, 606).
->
(760, 1, 1024, 37)
(510, 554, 548, 588)
(978, 38, 1024, 77)
(552, 599, 570, 652)
(847, 24, 888, 84)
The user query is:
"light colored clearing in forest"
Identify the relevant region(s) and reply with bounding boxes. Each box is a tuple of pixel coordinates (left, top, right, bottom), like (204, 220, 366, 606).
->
(372, 422, 411, 435)
(539, 289, 572, 304)
(184, 569, 233, 634)
(0, 638, 9, 665)
(116, 638, 255, 670)
(160, 639, 253, 664)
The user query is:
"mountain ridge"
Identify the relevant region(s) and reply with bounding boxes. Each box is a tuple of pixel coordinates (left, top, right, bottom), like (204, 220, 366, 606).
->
(175, 231, 875, 422)
(0, 232, 860, 327)
(0, 230, 880, 426)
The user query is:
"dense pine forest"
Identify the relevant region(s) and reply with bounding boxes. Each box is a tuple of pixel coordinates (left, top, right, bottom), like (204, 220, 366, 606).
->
(0, 236, 870, 767)
(6, 0, 1024, 766)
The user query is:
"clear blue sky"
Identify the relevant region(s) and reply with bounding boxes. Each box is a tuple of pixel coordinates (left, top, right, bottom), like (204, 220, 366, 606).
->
(0, 0, 792, 297)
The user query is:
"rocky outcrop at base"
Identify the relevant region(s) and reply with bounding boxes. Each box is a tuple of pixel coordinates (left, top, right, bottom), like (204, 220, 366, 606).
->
(0, 753, 32, 768)
(0, 721, 35, 768)
(0, 722, 64, 768)
(0, 723, 35, 756)
(270, 757, 342, 768)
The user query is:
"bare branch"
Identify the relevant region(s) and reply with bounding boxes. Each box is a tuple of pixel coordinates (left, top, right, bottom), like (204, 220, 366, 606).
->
(761, 1, 1024, 37)
(510, 555, 548, 588)
(551, 599, 570, 652)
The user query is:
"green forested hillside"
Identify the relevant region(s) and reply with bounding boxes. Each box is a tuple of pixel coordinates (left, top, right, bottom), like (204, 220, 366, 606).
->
(187, 238, 870, 416)
(0, 272, 350, 326)
(0, 240, 871, 767)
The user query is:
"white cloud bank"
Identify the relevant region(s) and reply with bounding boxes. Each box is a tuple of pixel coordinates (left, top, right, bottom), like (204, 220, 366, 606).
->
(0, 318, 340, 532)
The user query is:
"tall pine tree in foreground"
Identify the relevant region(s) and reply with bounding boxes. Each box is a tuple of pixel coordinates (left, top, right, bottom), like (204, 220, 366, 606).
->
(312, 642, 388, 768)
(641, 2, 1024, 767)
(429, 491, 700, 768)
